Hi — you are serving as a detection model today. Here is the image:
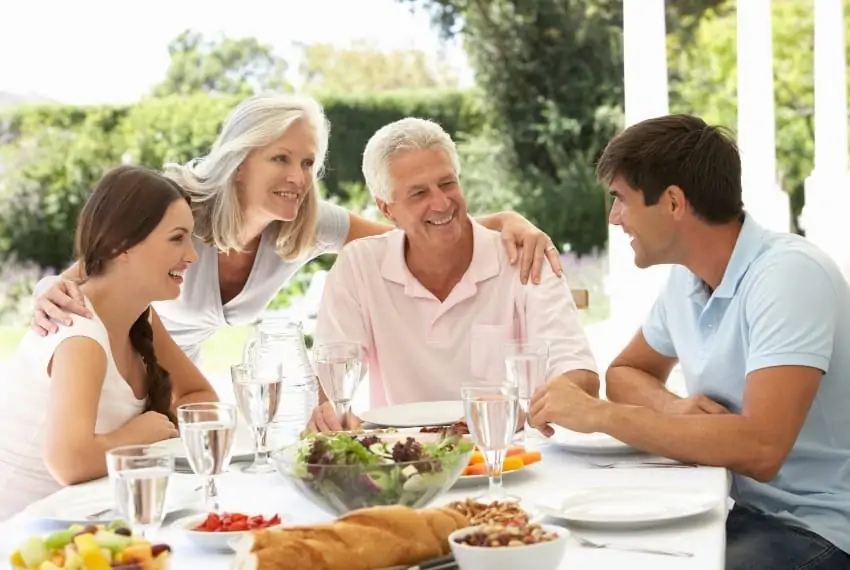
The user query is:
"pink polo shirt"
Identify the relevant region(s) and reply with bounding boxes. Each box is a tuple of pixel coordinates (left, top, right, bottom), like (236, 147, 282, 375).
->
(315, 220, 598, 407)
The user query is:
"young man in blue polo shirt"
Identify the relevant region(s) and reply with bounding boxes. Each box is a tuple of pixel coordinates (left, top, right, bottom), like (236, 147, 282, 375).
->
(529, 114, 850, 569)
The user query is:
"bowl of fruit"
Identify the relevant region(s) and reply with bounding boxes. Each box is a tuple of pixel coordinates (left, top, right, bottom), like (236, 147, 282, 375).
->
(9, 520, 171, 569)
(272, 432, 474, 516)
(172, 511, 283, 551)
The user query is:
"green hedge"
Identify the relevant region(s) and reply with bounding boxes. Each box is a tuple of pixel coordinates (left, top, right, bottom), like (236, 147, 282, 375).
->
(0, 90, 485, 269)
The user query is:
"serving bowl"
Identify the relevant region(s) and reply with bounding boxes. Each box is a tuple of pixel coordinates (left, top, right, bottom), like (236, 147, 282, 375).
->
(271, 432, 473, 516)
(448, 523, 570, 570)
(172, 513, 284, 552)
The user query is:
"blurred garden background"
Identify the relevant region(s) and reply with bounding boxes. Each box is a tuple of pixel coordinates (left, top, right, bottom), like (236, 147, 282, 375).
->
(0, 0, 837, 375)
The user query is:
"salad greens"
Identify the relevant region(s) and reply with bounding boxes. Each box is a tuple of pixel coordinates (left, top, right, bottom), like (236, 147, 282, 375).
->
(286, 433, 474, 514)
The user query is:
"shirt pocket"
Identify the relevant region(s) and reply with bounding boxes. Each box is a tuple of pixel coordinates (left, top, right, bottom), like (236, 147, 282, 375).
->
(469, 323, 514, 382)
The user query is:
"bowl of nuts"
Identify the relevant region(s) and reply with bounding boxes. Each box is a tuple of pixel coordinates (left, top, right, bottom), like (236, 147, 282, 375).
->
(448, 521, 569, 570)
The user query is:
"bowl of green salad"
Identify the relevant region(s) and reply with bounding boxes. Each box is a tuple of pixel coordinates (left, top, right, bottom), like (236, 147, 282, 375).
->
(271, 431, 474, 516)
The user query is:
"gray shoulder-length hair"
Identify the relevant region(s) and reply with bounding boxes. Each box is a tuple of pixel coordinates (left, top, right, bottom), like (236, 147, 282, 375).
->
(163, 93, 330, 261)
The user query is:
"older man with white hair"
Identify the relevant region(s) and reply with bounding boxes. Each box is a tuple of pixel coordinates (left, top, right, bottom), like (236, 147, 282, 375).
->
(306, 117, 598, 432)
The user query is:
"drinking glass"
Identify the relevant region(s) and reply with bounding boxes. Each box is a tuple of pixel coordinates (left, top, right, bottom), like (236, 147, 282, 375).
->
(105, 445, 174, 537)
(461, 383, 521, 502)
(176, 402, 237, 512)
(313, 342, 366, 428)
(231, 363, 284, 473)
(503, 340, 550, 447)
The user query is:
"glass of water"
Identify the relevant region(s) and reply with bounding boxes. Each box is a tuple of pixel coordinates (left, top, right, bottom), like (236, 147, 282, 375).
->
(504, 340, 550, 447)
(461, 382, 521, 503)
(231, 363, 283, 473)
(313, 342, 366, 428)
(105, 445, 174, 538)
(176, 402, 237, 512)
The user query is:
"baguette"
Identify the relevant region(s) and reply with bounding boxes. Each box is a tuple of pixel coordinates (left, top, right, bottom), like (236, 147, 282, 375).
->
(230, 505, 469, 570)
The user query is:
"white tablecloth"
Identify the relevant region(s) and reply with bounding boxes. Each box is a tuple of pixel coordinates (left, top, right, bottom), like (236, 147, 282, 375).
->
(0, 443, 729, 569)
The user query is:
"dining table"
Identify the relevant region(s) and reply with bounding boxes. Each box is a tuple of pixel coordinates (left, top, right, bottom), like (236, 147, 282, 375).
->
(0, 433, 731, 570)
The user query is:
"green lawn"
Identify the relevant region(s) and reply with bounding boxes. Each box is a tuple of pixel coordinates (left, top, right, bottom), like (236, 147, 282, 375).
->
(0, 325, 252, 373)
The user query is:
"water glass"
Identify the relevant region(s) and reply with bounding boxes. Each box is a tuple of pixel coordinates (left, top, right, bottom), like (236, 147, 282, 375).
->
(461, 383, 521, 502)
(313, 342, 366, 428)
(231, 363, 283, 474)
(504, 340, 550, 447)
(105, 445, 174, 537)
(176, 402, 237, 512)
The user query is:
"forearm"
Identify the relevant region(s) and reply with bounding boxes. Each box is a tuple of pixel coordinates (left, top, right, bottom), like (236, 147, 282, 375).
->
(605, 365, 681, 411)
(563, 369, 600, 398)
(45, 429, 148, 486)
(172, 388, 219, 411)
(595, 401, 778, 481)
(474, 211, 515, 231)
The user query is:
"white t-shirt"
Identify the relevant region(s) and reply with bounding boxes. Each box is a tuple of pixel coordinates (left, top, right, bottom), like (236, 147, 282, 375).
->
(0, 302, 146, 520)
(152, 200, 350, 364)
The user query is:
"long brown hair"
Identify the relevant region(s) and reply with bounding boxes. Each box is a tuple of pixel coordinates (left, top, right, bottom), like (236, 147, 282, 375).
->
(75, 165, 190, 424)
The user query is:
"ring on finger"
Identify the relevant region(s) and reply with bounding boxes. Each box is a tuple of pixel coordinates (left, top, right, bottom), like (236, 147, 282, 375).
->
(545, 245, 558, 253)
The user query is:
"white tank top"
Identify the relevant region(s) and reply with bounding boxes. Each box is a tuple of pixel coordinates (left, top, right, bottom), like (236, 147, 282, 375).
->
(152, 200, 350, 365)
(0, 300, 146, 520)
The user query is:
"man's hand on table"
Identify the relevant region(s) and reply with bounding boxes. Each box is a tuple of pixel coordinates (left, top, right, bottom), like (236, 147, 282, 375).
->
(528, 375, 607, 437)
(305, 401, 363, 433)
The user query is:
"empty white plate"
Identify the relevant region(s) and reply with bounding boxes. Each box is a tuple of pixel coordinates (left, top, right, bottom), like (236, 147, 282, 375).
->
(360, 401, 465, 428)
(536, 487, 719, 530)
(548, 426, 638, 455)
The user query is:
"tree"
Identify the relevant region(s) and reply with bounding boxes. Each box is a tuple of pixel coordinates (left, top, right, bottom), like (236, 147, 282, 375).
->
(152, 30, 291, 97)
(399, 0, 726, 254)
(668, 0, 846, 229)
(298, 40, 458, 93)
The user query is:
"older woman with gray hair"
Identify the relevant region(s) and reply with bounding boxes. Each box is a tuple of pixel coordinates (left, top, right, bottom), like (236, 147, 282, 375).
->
(30, 93, 562, 375)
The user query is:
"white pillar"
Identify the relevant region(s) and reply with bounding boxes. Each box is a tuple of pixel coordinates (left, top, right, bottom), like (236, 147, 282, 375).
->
(602, 0, 670, 363)
(736, 0, 790, 232)
(802, 0, 850, 276)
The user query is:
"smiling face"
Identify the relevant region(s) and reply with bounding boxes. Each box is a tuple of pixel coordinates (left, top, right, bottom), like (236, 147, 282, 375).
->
(235, 119, 316, 226)
(124, 198, 199, 301)
(607, 176, 679, 268)
(377, 147, 468, 251)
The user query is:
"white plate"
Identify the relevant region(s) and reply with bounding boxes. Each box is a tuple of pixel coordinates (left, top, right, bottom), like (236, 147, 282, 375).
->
(455, 462, 538, 484)
(152, 438, 255, 464)
(536, 487, 719, 530)
(360, 401, 465, 428)
(547, 426, 638, 455)
(173, 513, 284, 552)
(20, 492, 117, 525)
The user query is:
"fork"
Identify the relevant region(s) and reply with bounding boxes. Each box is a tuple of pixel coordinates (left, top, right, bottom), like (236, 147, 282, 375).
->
(572, 456, 694, 469)
(571, 533, 694, 557)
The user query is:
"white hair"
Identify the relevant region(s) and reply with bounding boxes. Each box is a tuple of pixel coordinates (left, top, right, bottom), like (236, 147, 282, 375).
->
(163, 93, 330, 260)
(361, 117, 460, 203)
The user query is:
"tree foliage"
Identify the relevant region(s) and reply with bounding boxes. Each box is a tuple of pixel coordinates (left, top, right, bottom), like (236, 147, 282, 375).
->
(152, 30, 291, 97)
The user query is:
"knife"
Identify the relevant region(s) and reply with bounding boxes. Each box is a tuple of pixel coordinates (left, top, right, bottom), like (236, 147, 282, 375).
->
(383, 554, 457, 570)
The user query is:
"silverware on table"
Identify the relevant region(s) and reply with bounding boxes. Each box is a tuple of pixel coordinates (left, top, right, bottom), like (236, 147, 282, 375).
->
(571, 533, 694, 557)
(572, 456, 695, 469)
(383, 553, 457, 570)
(86, 507, 112, 519)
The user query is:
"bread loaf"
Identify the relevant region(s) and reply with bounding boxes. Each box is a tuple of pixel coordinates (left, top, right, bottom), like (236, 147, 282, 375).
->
(230, 505, 469, 570)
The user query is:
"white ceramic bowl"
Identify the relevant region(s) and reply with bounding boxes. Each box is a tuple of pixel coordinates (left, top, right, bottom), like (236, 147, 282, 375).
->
(448, 523, 569, 570)
(172, 514, 282, 552)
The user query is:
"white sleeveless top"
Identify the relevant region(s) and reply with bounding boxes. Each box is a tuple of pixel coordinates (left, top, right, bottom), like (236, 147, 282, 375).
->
(152, 201, 350, 365)
(0, 301, 147, 520)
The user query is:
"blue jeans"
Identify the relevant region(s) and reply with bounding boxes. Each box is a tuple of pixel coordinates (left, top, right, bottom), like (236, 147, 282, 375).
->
(726, 505, 850, 570)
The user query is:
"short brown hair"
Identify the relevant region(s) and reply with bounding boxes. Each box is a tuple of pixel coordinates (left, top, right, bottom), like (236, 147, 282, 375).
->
(596, 114, 743, 223)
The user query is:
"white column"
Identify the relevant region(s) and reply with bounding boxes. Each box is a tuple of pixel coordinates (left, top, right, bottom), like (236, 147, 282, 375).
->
(736, 0, 790, 232)
(602, 0, 670, 363)
(802, 0, 850, 276)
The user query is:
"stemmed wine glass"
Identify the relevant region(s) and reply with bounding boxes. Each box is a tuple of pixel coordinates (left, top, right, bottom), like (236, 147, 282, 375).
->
(503, 340, 550, 447)
(461, 382, 521, 502)
(231, 362, 284, 473)
(176, 402, 237, 512)
(105, 445, 174, 538)
(313, 342, 366, 429)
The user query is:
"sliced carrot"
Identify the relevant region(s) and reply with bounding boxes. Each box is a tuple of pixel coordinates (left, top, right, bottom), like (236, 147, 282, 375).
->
(506, 446, 526, 457)
(465, 463, 488, 476)
(503, 456, 524, 471)
(468, 451, 485, 465)
(520, 451, 542, 465)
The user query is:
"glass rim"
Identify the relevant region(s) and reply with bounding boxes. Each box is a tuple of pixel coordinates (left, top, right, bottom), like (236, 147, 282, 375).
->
(176, 401, 237, 412)
(460, 384, 519, 397)
(106, 444, 174, 459)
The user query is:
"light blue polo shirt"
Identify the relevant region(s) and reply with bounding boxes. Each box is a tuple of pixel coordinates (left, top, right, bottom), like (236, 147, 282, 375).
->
(643, 213, 850, 554)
